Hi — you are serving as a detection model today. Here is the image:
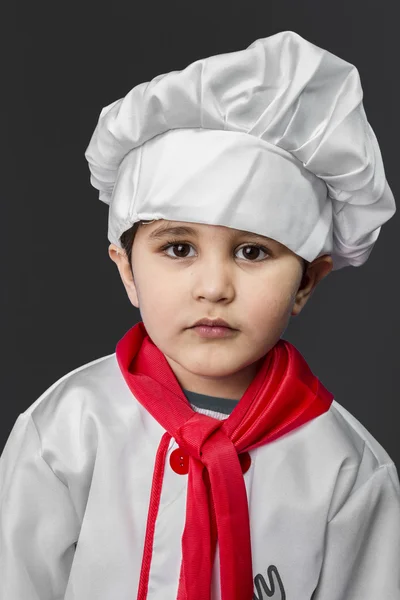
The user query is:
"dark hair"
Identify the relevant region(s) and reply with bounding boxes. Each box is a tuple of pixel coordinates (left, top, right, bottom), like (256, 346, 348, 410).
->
(120, 221, 309, 280)
(120, 220, 151, 269)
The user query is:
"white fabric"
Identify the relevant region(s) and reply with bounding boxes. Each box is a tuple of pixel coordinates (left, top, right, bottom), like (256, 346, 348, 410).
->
(190, 403, 229, 420)
(1, 352, 399, 599)
(85, 31, 396, 271)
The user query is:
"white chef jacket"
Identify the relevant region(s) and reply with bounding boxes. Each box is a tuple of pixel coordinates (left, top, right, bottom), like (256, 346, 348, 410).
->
(1, 351, 399, 600)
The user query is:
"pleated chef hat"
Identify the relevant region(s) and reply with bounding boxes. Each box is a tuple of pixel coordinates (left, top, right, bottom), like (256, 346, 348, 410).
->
(85, 31, 396, 271)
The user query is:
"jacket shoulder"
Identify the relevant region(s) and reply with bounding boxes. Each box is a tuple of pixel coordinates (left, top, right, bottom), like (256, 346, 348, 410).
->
(329, 399, 395, 469)
(22, 352, 121, 429)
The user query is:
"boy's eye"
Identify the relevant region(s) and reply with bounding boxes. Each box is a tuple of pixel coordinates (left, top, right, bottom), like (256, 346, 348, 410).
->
(159, 240, 270, 262)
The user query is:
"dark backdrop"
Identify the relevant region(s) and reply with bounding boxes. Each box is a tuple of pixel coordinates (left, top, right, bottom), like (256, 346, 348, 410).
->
(2, 1, 399, 464)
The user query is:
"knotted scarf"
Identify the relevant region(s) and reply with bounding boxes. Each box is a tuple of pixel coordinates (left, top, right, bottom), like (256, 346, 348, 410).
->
(116, 321, 333, 600)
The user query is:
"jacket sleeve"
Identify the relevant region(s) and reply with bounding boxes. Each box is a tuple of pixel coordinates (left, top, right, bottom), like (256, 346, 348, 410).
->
(312, 461, 400, 599)
(0, 412, 80, 599)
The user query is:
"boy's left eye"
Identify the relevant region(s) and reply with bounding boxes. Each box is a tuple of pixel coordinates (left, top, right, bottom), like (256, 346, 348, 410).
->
(159, 240, 270, 262)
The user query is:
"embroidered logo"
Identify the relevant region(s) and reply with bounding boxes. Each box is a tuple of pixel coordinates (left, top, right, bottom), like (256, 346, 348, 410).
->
(253, 565, 286, 600)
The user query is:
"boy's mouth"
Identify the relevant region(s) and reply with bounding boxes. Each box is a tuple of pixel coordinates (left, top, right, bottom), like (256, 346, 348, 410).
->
(190, 324, 238, 339)
(191, 317, 235, 329)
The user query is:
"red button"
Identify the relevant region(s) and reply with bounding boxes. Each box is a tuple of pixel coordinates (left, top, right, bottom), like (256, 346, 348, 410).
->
(239, 452, 252, 474)
(170, 448, 189, 475)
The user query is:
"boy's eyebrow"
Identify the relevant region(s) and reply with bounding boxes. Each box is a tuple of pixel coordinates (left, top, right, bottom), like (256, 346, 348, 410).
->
(147, 223, 273, 243)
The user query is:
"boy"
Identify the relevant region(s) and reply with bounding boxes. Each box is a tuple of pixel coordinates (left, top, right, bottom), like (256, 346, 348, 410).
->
(1, 31, 399, 600)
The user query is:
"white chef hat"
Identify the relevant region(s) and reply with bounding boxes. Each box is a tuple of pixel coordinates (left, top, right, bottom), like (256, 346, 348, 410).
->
(85, 31, 396, 271)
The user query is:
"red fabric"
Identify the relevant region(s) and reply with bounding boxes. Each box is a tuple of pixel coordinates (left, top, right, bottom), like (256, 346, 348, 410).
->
(116, 321, 334, 600)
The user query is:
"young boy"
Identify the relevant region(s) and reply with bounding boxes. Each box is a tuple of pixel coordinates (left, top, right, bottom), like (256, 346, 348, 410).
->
(1, 31, 399, 600)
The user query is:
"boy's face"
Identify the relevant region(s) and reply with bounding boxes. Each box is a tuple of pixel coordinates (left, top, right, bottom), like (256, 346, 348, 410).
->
(109, 220, 333, 400)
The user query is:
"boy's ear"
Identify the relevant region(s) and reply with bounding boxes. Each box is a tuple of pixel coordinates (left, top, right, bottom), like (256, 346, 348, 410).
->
(108, 244, 139, 309)
(291, 254, 333, 316)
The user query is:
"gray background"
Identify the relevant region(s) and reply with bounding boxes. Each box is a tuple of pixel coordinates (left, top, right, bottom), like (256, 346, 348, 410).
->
(2, 0, 399, 465)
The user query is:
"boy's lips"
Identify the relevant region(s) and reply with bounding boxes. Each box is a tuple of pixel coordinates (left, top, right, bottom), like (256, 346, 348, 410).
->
(191, 317, 234, 329)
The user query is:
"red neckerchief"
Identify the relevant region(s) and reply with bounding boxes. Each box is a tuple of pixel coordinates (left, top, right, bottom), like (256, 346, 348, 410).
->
(116, 321, 333, 600)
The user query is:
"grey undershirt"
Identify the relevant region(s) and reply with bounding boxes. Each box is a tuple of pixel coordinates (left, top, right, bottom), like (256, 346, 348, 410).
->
(182, 388, 239, 415)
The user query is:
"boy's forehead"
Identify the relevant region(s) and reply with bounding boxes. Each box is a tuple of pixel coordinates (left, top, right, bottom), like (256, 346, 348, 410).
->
(146, 219, 282, 246)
